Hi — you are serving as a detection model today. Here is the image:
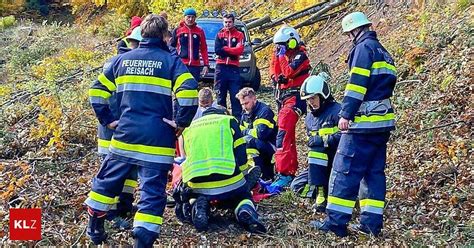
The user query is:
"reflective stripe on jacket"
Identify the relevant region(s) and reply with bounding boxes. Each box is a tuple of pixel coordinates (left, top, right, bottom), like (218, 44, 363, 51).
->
(306, 101, 342, 165)
(341, 31, 396, 133)
(89, 38, 198, 167)
(171, 21, 209, 67)
(240, 101, 277, 143)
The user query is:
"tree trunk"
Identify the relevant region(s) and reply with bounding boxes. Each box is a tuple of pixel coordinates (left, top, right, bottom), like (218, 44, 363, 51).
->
(253, 6, 347, 52)
(294, 0, 347, 29)
(259, 1, 329, 31)
(247, 15, 271, 30)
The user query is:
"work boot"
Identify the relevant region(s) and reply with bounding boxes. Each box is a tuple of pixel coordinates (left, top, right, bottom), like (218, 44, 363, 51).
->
(107, 208, 132, 230)
(86, 207, 107, 245)
(270, 174, 294, 188)
(245, 166, 262, 191)
(182, 202, 192, 222)
(310, 220, 348, 237)
(191, 196, 209, 232)
(312, 187, 327, 213)
(349, 223, 379, 236)
(312, 202, 327, 213)
(111, 216, 131, 230)
(175, 201, 192, 223)
(174, 202, 185, 222)
(132, 227, 159, 248)
(236, 204, 266, 234)
(166, 194, 176, 208)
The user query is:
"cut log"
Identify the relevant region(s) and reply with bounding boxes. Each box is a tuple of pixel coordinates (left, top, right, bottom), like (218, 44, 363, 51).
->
(243, 17, 259, 24)
(294, 0, 347, 29)
(253, 7, 347, 52)
(259, 1, 329, 31)
(247, 15, 271, 30)
(238, 2, 264, 19)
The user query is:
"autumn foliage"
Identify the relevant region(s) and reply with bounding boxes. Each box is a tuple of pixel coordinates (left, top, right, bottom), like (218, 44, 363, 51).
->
(0, 0, 472, 246)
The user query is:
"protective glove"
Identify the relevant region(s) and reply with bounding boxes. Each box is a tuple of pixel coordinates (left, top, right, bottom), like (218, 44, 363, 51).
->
(308, 135, 324, 148)
(277, 74, 288, 84)
(243, 135, 253, 143)
(321, 135, 329, 148)
(276, 44, 286, 57)
(271, 75, 278, 86)
(258, 179, 282, 195)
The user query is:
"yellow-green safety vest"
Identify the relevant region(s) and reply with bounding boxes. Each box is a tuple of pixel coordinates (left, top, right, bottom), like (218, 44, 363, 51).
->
(182, 114, 237, 183)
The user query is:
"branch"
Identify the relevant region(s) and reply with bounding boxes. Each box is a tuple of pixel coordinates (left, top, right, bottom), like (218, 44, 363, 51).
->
(294, 0, 347, 29)
(396, 79, 422, 86)
(253, 0, 349, 52)
(258, 1, 329, 31)
(253, 12, 340, 52)
(59, 151, 94, 165)
(238, 2, 263, 19)
(408, 120, 466, 135)
(247, 15, 271, 30)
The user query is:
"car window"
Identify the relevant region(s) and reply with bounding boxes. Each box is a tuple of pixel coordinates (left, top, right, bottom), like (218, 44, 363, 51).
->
(197, 21, 247, 42)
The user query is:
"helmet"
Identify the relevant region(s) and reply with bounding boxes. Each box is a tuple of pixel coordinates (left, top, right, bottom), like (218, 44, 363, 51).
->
(184, 8, 197, 16)
(341, 12, 372, 33)
(300, 72, 331, 100)
(273, 25, 301, 49)
(127, 26, 142, 42)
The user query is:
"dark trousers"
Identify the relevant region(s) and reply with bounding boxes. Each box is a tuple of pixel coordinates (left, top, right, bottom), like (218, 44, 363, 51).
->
(214, 64, 242, 120)
(187, 65, 201, 82)
(85, 156, 170, 235)
(324, 132, 390, 235)
(246, 138, 275, 180)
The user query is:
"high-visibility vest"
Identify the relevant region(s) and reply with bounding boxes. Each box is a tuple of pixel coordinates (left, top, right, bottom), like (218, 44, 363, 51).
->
(122, 37, 131, 48)
(182, 114, 237, 183)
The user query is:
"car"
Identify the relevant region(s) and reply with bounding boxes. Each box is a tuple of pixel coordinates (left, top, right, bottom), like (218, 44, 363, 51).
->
(196, 17, 262, 91)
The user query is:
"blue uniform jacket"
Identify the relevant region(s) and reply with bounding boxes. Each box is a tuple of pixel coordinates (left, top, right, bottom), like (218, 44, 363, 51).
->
(96, 47, 130, 155)
(306, 101, 341, 163)
(89, 38, 198, 168)
(341, 31, 396, 133)
(240, 101, 277, 144)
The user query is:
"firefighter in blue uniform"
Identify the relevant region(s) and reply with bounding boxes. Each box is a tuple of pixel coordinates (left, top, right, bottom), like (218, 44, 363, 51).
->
(311, 12, 397, 237)
(179, 107, 266, 233)
(95, 27, 142, 230)
(290, 73, 341, 212)
(237, 87, 277, 181)
(86, 14, 198, 246)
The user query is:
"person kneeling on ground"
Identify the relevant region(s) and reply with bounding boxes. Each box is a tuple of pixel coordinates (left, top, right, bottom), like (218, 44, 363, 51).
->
(177, 107, 266, 233)
(237, 87, 277, 182)
(290, 72, 341, 212)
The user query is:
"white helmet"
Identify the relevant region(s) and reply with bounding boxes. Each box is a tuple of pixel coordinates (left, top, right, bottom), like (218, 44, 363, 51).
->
(341, 12, 372, 33)
(300, 72, 331, 100)
(127, 26, 143, 42)
(273, 25, 301, 48)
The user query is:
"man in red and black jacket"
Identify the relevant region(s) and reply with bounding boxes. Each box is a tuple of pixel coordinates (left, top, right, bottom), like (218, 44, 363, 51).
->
(171, 8, 209, 81)
(269, 25, 311, 187)
(214, 13, 245, 120)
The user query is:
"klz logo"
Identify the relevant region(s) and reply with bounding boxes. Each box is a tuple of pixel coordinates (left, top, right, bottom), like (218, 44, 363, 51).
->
(9, 208, 41, 240)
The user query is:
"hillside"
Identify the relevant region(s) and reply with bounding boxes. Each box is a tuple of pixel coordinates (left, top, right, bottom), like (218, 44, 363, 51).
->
(0, 0, 473, 246)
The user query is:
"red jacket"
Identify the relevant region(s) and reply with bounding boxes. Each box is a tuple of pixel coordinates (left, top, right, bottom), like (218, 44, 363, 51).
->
(270, 46, 311, 90)
(171, 21, 209, 67)
(214, 27, 244, 67)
